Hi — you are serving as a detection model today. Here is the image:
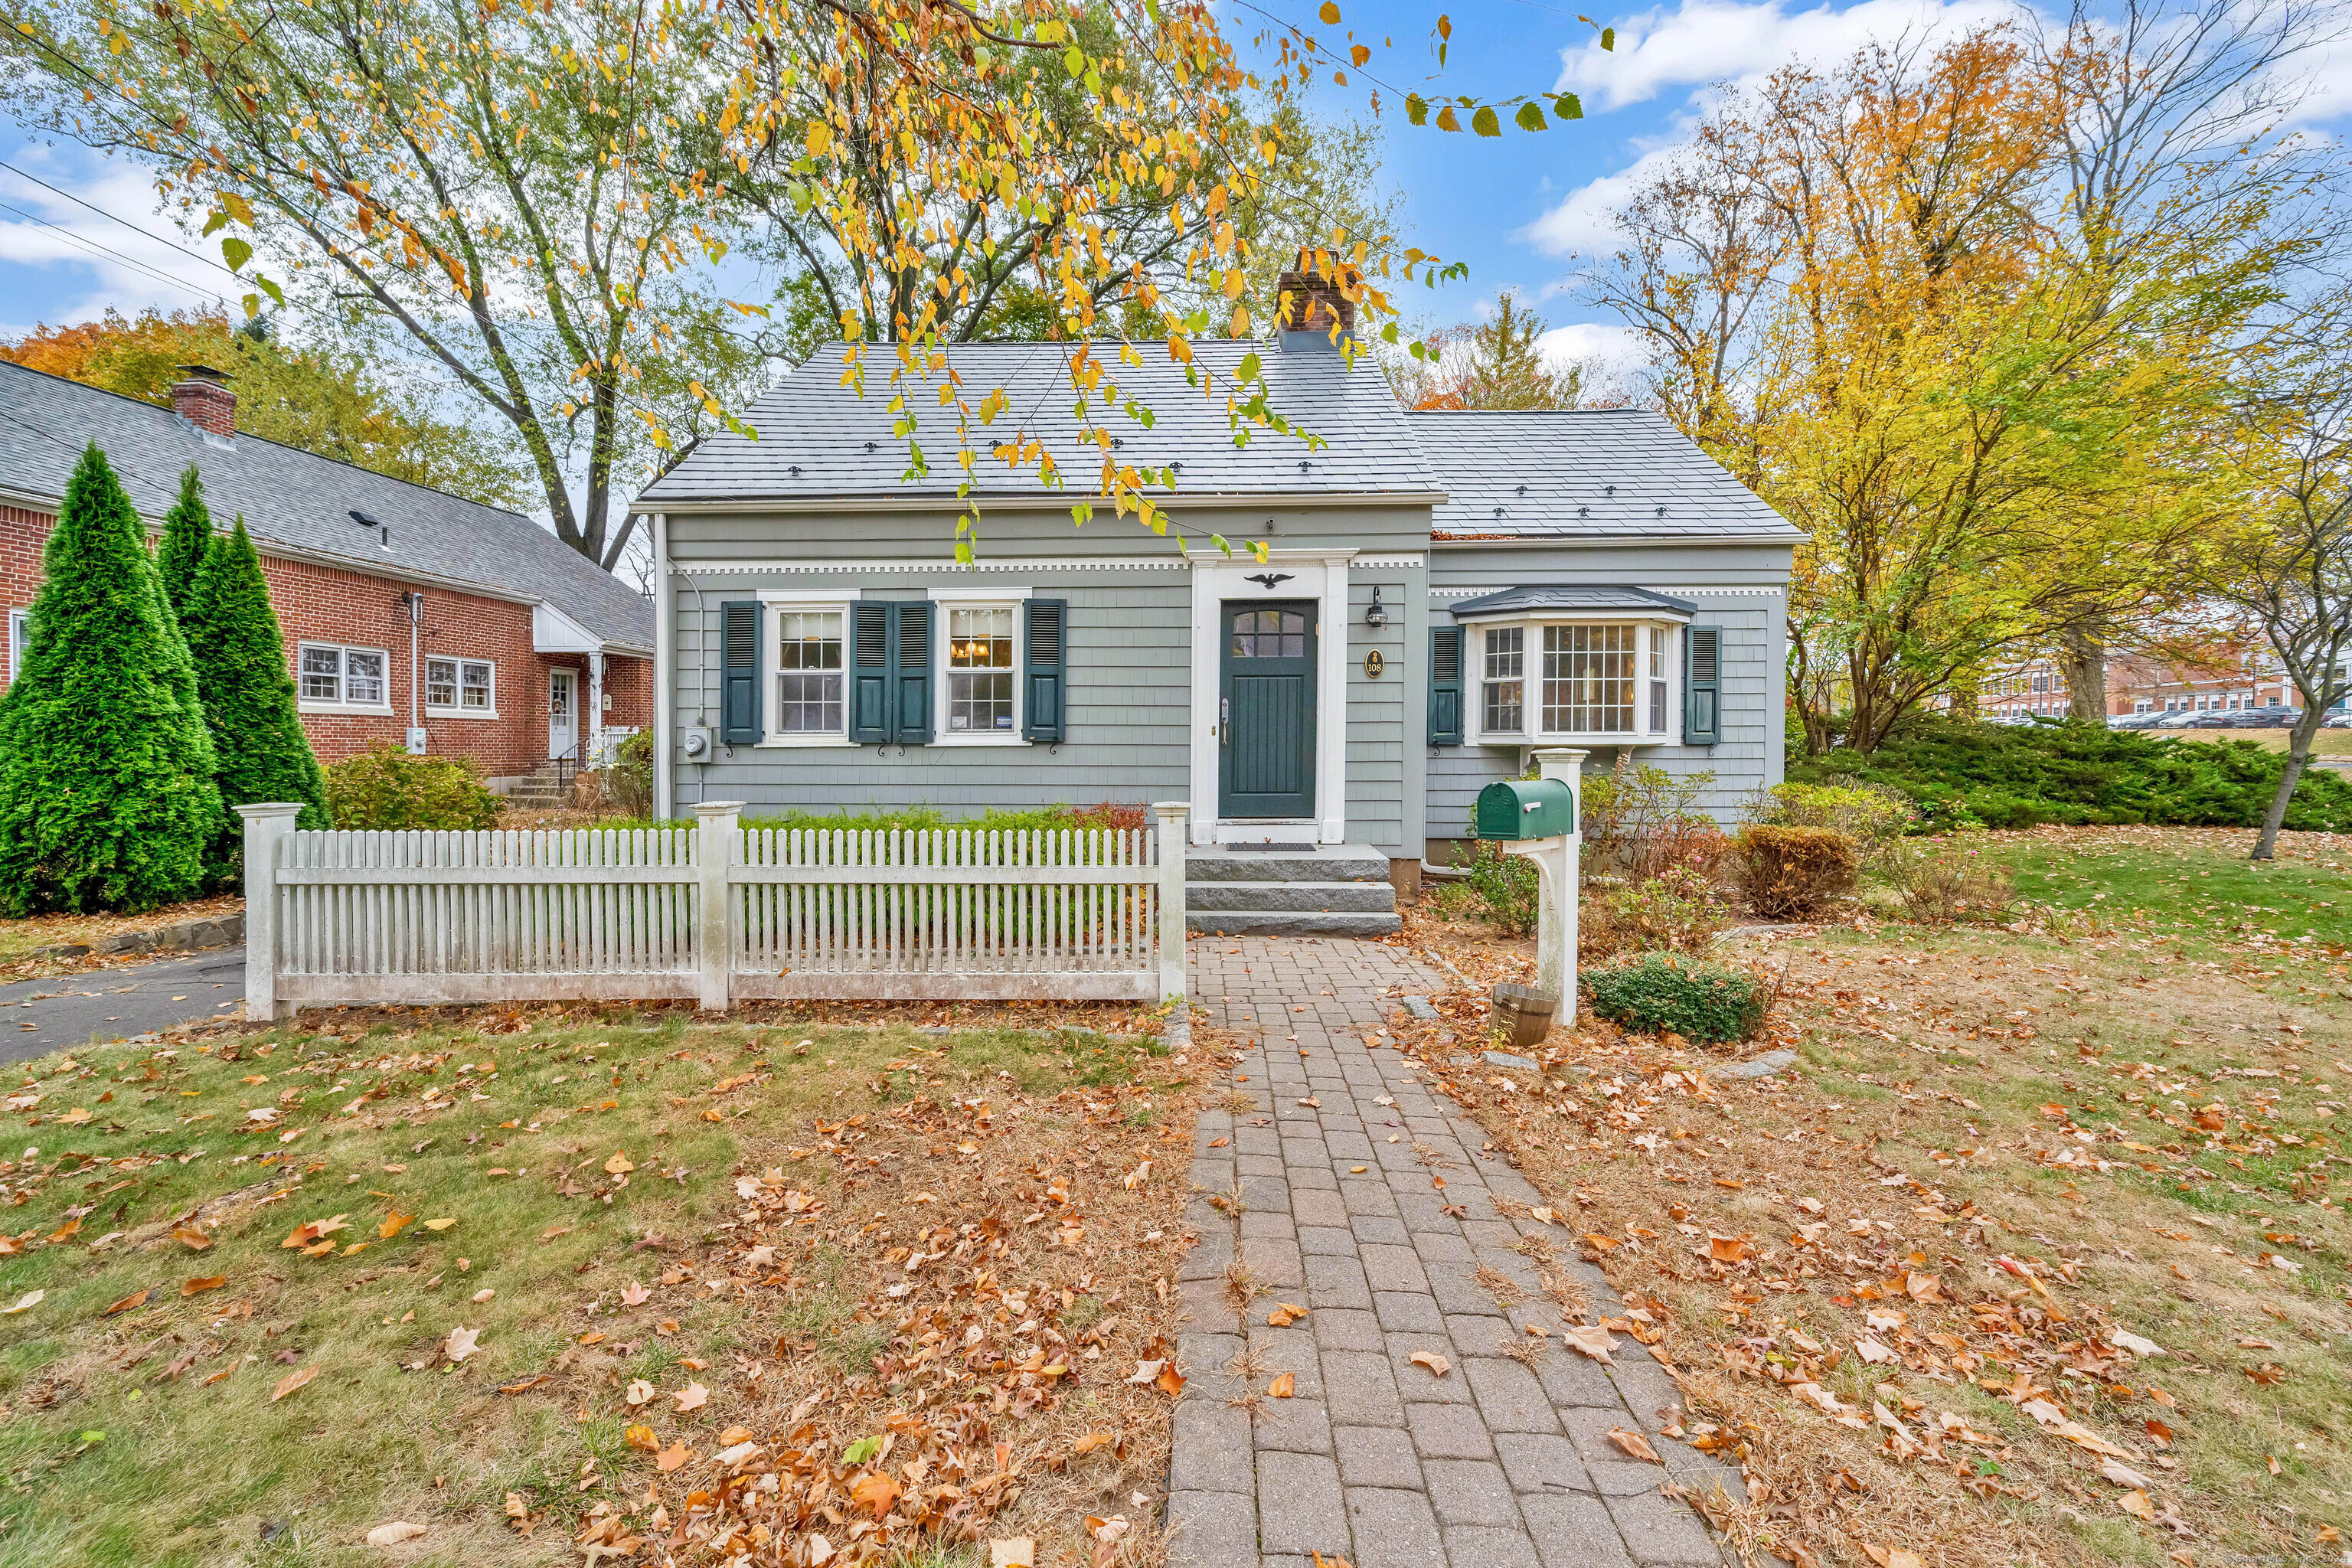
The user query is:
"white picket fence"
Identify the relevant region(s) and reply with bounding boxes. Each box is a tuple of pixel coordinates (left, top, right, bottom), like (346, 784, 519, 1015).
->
(234, 801, 1187, 1018)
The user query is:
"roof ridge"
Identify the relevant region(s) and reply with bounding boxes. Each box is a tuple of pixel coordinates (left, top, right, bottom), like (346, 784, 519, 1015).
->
(0, 357, 532, 522)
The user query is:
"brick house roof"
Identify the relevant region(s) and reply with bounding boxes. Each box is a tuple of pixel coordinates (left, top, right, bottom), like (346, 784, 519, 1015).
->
(0, 360, 652, 654)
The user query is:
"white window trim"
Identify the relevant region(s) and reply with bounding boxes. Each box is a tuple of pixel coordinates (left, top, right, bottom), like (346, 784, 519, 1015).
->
(1463, 616, 1687, 746)
(756, 596, 858, 747)
(5, 606, 28, 689)
(423, 655, 500, 720)
(296, 641, 395, 716)
(930, 593, 1027, 746)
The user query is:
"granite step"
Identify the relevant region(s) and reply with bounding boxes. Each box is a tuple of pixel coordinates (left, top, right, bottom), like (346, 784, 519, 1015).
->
(1186, 880, 1397, 913)
(1184, 910, 1403, 936)
(1184, 845, 1392, 884)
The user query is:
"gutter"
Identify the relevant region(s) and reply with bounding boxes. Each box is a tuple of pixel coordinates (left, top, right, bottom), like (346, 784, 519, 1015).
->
(634, 489, 1452, 515)
(1430, 532, 1805, 547)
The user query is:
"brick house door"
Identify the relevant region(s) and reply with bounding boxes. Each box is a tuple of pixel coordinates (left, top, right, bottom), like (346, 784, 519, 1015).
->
(549, 668, 577, 761)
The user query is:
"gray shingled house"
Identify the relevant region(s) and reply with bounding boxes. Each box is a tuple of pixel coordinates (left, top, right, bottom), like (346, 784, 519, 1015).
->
(633, 304, 1799, 934)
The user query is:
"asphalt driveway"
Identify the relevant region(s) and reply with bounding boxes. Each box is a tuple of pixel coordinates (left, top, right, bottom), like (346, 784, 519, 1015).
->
(0, 949, 246, 1068)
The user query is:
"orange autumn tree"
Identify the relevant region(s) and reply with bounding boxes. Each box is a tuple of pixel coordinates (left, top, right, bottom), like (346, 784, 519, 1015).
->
(3, 0, 1599, 566)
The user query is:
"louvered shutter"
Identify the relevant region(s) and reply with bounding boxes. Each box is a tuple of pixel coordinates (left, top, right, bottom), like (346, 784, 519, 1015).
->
(850, 602, 891, 743)
(1683, 625, 1720, 745)
(1429, 624, 1464, 746)
(719, 601, 763, 744)
(892, 600, 933, 744)
(1024, 598, 1067, 743)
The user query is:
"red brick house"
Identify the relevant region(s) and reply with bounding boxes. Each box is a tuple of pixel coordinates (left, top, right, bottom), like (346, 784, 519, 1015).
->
(0, 361, 652, 789)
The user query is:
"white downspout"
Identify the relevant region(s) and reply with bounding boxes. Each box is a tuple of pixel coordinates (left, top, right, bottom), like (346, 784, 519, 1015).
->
(652, 511, 673, 821)
(407, 590, 423, 753)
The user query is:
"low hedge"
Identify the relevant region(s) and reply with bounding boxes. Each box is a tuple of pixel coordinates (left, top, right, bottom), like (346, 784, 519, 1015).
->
(1583, 952, 1768, 1044)
(1789, 715, 2352, 832)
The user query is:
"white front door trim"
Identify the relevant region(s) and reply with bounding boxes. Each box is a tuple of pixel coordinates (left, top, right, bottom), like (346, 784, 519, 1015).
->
(1188, 549, 1354, 847)
(549, 668, 577, 761)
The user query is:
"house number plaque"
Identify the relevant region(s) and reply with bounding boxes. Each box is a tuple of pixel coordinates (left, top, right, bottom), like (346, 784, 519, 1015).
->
(1363, 649, 1385, 678)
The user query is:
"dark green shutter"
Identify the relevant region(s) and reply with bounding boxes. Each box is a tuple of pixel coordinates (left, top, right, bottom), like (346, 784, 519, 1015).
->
(850, 602, 891, 743)
(1429, 624, 1463, 746)
(719, 600, 763, 745)
(892, 600, 933, 744)
(1024, 598, 1067, 743)
(1683, 625, 1720, 745)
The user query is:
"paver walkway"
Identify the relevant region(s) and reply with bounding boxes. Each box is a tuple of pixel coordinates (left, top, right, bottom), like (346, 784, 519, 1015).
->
(1168, 936, 1736, 1568)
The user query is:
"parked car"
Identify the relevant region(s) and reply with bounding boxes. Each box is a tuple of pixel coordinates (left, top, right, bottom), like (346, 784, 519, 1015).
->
(2227, 706, 2301, 729)
(2153, 710, 2203, 727)
(2109, 712, 2160, 729)
(2324, 708, 2352, 729)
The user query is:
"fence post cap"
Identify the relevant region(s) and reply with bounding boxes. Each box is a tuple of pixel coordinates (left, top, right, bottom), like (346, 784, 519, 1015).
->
(690, 801, 746, 819)
(1149, 801, 1191, 818)
(234, 802, 305, 822)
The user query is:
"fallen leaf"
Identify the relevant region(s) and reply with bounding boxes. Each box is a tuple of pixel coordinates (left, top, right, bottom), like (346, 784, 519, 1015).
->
(424, 1217, 458, 1232)
(271, 1365, 318, 1401)
(605, 1152, 635, 1175)
(445, 1325, 482, 1363)
(1126, 1359, 1164, 1384)
(990, 1540, 1036, 1568)
(1708, 1234, 1746, 1263)
(2117, 1489, 2158, 1524)
(1268, 1372, 1296, 1398)
(655, 1442, 695, 1472)
(1072, 1432, 1116, 1455)
(626, 1379, 655, 1408)
(1409, 1350, 1451, 1378)
(181, 1276, 226, 1296)
(851, 1469, 900, 1518)
(365, 1521, 427, 1547)
(620, 1282, 651, 1306)
(674, 1381, 709, 1412)
(2102, 1459, 2154, 1491)
(379, 1212, 414, 1240)
(1853, 1338, 1897, 1365)
(1609, 1426, 1662, 1463)
(2112, 1330, 2164, 1358)
(101, 1288, 150, 1316)
(2, 1290, 43, 1316)
(624, 1423, 660, 1452)
(1266, 1302, 1310, 1327)
(808, 1534, 835, 1566)
(172, 1227, 212, 1250)
(1155, 1363, 1185, 1397)
(1561, 1324, 1615, 1361)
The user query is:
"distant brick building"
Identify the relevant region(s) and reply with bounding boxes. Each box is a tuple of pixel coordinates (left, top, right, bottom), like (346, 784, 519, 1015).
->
(0, 361, 652, 787)
(1977, 645, 2331, 720)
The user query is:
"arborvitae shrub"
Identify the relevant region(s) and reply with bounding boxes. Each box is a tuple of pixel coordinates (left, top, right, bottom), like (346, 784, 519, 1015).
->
(156, 463, 212, 622)
(0, 444, 222, 913)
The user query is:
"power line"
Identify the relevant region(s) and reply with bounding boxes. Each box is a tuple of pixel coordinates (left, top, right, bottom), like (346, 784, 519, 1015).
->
(0, 198, 227, 305)
(0, 158, 251, 283)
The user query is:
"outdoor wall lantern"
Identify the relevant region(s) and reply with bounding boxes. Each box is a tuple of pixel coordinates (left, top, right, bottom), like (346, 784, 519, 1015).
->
(1365, 586, 1388, 629)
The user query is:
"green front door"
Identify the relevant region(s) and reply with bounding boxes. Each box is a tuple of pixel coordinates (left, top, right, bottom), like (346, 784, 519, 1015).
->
(1220, 601, 1317, 819)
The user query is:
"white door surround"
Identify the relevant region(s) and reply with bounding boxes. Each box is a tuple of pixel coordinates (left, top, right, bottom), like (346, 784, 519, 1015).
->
(1188, 550, 1353, 847)
(549, 668, 577, 761)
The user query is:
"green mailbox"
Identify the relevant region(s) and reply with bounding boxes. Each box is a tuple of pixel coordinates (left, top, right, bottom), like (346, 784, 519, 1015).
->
(1475, 778, 1575, 841)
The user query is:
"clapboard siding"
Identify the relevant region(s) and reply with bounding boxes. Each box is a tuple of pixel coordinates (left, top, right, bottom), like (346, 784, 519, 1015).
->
(671, 579, 1191, 815)
(1344, 576, 1409, 854)
(1423, 540, 1791, 840)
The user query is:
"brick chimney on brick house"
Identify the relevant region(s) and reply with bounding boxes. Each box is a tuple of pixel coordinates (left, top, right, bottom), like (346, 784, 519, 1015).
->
(171, 364, 237, 437)
(1276, 250, 1358, 346)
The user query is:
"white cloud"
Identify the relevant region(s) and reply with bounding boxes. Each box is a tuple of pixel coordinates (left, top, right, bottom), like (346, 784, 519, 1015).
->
(1517, 143, 1684, 258)
(0, 146, 234, 335)
(1538, 321, 1648, 383)
(1554, 0, 2016, 113)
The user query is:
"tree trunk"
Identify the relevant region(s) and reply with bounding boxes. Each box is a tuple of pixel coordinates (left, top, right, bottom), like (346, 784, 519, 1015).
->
(2060, 621, 2107, 724)
(2252, 705, 2325, 860)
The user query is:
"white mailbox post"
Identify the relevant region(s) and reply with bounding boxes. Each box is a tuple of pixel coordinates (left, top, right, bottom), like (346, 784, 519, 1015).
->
(1497, 747, 1586, 1023)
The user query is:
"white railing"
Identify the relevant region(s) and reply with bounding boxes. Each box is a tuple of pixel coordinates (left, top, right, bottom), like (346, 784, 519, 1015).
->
(236, 801, 1187, 1018)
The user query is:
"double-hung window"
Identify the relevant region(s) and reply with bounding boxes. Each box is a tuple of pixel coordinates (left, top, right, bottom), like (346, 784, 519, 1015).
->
(1648, 632, 1671, 732)
(944, 604, 1018, 736)
(298, 642, 388, 709)
(774, 610, 845, 734)
(1481, 626, 1524, 734)
(425, 657, 495, 714)
(1541, 624, 1635, 733)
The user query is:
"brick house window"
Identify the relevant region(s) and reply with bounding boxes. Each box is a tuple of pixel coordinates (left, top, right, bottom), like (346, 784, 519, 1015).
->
(5, 607, 28, 688)
(426, 657, 495, 714)
(299, 642, 389, 709)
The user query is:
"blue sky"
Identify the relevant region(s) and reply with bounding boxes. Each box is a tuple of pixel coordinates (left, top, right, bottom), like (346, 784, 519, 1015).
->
(6, 0, 2348, 378)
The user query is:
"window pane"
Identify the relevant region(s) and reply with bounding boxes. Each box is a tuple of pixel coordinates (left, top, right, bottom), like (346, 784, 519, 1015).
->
(300, 645, 341, 702)
(1650, 678, 1668, 732)
(461, 662, 492, 707)
(345, 650, 385, 704)
(1541, 624, 1634, 733)
(779, 612, 844, 670)
(948, 607, 1016, 732)
(426, 658, 457, 707)
(1482, 627, 1524, 733)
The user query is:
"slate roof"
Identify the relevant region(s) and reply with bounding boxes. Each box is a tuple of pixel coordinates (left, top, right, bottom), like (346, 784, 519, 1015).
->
(635, 340, 1443, 505)
(1449, 584, 1697, 619)
(0, 361, 653, 652)
(1413, 409, 1802, 541)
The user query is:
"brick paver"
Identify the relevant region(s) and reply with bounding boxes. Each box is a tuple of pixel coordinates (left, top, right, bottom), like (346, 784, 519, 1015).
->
(1168, 936, 1735, 1568)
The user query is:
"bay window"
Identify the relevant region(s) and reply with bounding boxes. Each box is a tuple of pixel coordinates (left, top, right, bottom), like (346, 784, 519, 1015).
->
(1540, 624, 1635, 733)
(1453, 606, 1698, 746)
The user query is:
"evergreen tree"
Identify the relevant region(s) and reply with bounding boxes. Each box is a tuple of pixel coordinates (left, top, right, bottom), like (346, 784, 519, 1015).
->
(184, 517, 330, 848)
(156, 464, 213, 620)
(0, 444, 223, 913)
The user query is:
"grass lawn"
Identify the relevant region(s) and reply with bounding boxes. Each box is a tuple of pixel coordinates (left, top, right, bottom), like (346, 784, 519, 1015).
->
(2175, 728, 2352, 757)
(1401, 825, 2352, 1568)
(0, 1008, 1198, 1567)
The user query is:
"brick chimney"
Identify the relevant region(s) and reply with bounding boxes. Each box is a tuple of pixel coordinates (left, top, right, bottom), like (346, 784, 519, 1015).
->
(171, 364, 237, 438)
(1276, 250, 1358, 348)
